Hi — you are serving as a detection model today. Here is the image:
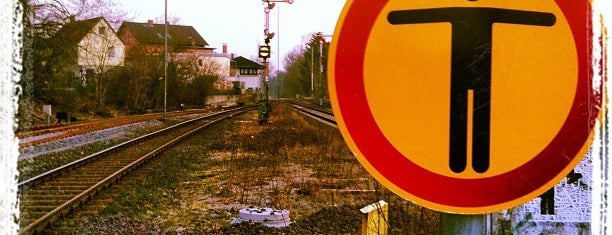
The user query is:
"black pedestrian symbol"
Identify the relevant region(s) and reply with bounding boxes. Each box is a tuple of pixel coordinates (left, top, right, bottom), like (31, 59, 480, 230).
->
(388, 7, 556, 173)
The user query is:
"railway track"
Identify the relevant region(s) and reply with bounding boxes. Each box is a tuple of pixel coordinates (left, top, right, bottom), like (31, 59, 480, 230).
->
(285, 100, 336, 128)
(17, 109, 212, 148)
(18, 106, 255, 234)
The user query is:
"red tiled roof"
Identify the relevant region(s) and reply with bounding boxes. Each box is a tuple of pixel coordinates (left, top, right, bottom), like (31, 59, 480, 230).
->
(118, 21, 209, 48)
(53, 17, 106, 45)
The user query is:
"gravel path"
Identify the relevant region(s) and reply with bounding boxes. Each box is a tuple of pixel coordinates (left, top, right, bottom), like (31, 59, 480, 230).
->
(18, 120, 163, 161)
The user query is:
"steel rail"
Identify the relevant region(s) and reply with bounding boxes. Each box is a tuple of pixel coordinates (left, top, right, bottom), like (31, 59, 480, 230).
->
(18, 106, 255, 234)
(17, 109, 212, 148)
(284, 101, 337, 127)
(17, 108, 239, 190)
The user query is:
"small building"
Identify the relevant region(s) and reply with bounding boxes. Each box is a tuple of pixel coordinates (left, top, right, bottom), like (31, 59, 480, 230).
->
(53, 17, 125, 85)
(229, 56, 265, 92)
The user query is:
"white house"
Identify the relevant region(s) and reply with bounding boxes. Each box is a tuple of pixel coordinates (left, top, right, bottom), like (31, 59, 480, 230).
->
(55, 17, 125, 85)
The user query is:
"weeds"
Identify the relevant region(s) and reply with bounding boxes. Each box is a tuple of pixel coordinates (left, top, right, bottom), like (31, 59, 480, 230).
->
(57, 104, 440, 234)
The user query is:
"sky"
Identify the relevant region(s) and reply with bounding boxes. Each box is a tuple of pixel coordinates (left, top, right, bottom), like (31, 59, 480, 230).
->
(118, 0, 347, 71)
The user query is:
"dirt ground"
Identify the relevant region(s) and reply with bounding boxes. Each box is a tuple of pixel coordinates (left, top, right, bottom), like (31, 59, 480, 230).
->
(54, 104, 440, 234)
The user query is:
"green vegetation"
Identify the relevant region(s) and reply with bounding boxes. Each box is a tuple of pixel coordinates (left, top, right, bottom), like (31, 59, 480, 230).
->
(276, 32, 329, 100)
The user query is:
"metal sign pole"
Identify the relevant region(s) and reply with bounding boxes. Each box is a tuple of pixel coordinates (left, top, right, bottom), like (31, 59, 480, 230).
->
(441, 213, 488, 235)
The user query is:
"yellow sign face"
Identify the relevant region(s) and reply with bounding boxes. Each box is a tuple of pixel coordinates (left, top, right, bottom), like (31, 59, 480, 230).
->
(366, 0, 577, 179)
(329, 0, 598, 213)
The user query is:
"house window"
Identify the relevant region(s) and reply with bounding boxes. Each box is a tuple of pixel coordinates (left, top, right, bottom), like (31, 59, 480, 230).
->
(238, 68, 259, 75)
(99, 26, 106, 35)
(108, 46, 116, 58)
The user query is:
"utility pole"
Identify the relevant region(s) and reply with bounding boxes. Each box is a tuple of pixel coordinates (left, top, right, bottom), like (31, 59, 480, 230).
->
(163, 0, 168, 119)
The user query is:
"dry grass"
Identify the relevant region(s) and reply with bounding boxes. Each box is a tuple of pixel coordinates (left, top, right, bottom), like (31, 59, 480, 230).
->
(60, 104, 440, 234)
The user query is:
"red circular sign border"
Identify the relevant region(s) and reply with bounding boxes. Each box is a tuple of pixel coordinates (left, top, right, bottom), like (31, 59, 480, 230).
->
(332, 0, 598, 211)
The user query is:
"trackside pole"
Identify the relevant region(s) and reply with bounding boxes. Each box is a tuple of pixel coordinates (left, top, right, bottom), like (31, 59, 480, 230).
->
(43, 105, 52, 126)
(441, 213, 489, 235)
(360, 200, 388, 235)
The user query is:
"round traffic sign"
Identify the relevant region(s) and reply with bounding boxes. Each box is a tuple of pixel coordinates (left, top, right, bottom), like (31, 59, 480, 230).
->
(329, 0, 600, 213)
(259, 45, 271, 58)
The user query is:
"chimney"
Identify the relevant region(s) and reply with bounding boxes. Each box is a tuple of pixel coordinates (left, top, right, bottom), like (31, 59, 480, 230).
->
(147, 19, 154, 27)
(222, 43, 228, 54)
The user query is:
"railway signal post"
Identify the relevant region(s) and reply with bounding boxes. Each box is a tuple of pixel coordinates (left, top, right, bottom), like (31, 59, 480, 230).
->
(258, 0, 293, 124)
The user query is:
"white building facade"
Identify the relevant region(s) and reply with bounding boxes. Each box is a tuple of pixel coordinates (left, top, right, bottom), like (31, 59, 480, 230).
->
(77, 18, 125, 71)
(495, 153, 592, 234)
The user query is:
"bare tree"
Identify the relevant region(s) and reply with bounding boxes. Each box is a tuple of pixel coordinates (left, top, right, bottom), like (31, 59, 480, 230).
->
(282, 45, 311, 98)
(20, 0, 132, 114)
(168, 56, 220, 107)
(74, 18, 124, 109)
(282, 32, 329, 99)
(154, 15, 181, 25)
(122, 46, 164, 112)
(28, 0, 130, 29)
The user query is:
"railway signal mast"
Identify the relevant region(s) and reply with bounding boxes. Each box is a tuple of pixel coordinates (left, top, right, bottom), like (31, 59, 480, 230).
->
(258, 0, 293, 124)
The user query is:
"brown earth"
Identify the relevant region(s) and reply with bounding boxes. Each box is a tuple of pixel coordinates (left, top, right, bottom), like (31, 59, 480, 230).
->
(48, 104, 440, 234)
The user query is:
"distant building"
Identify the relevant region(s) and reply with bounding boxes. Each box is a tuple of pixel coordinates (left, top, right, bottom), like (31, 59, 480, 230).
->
(229, 56, 265, 92)
(118, 20, 234, 80)
(117, 20, 213, 57)
(117, 20, 266, 95)
(494, 154, 592, 234)
(53, 17, 125, 86)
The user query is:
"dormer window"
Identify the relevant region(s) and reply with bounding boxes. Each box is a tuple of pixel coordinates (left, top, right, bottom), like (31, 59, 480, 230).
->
(99, 26, 106, 35)
(157, 32, 172, 39)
